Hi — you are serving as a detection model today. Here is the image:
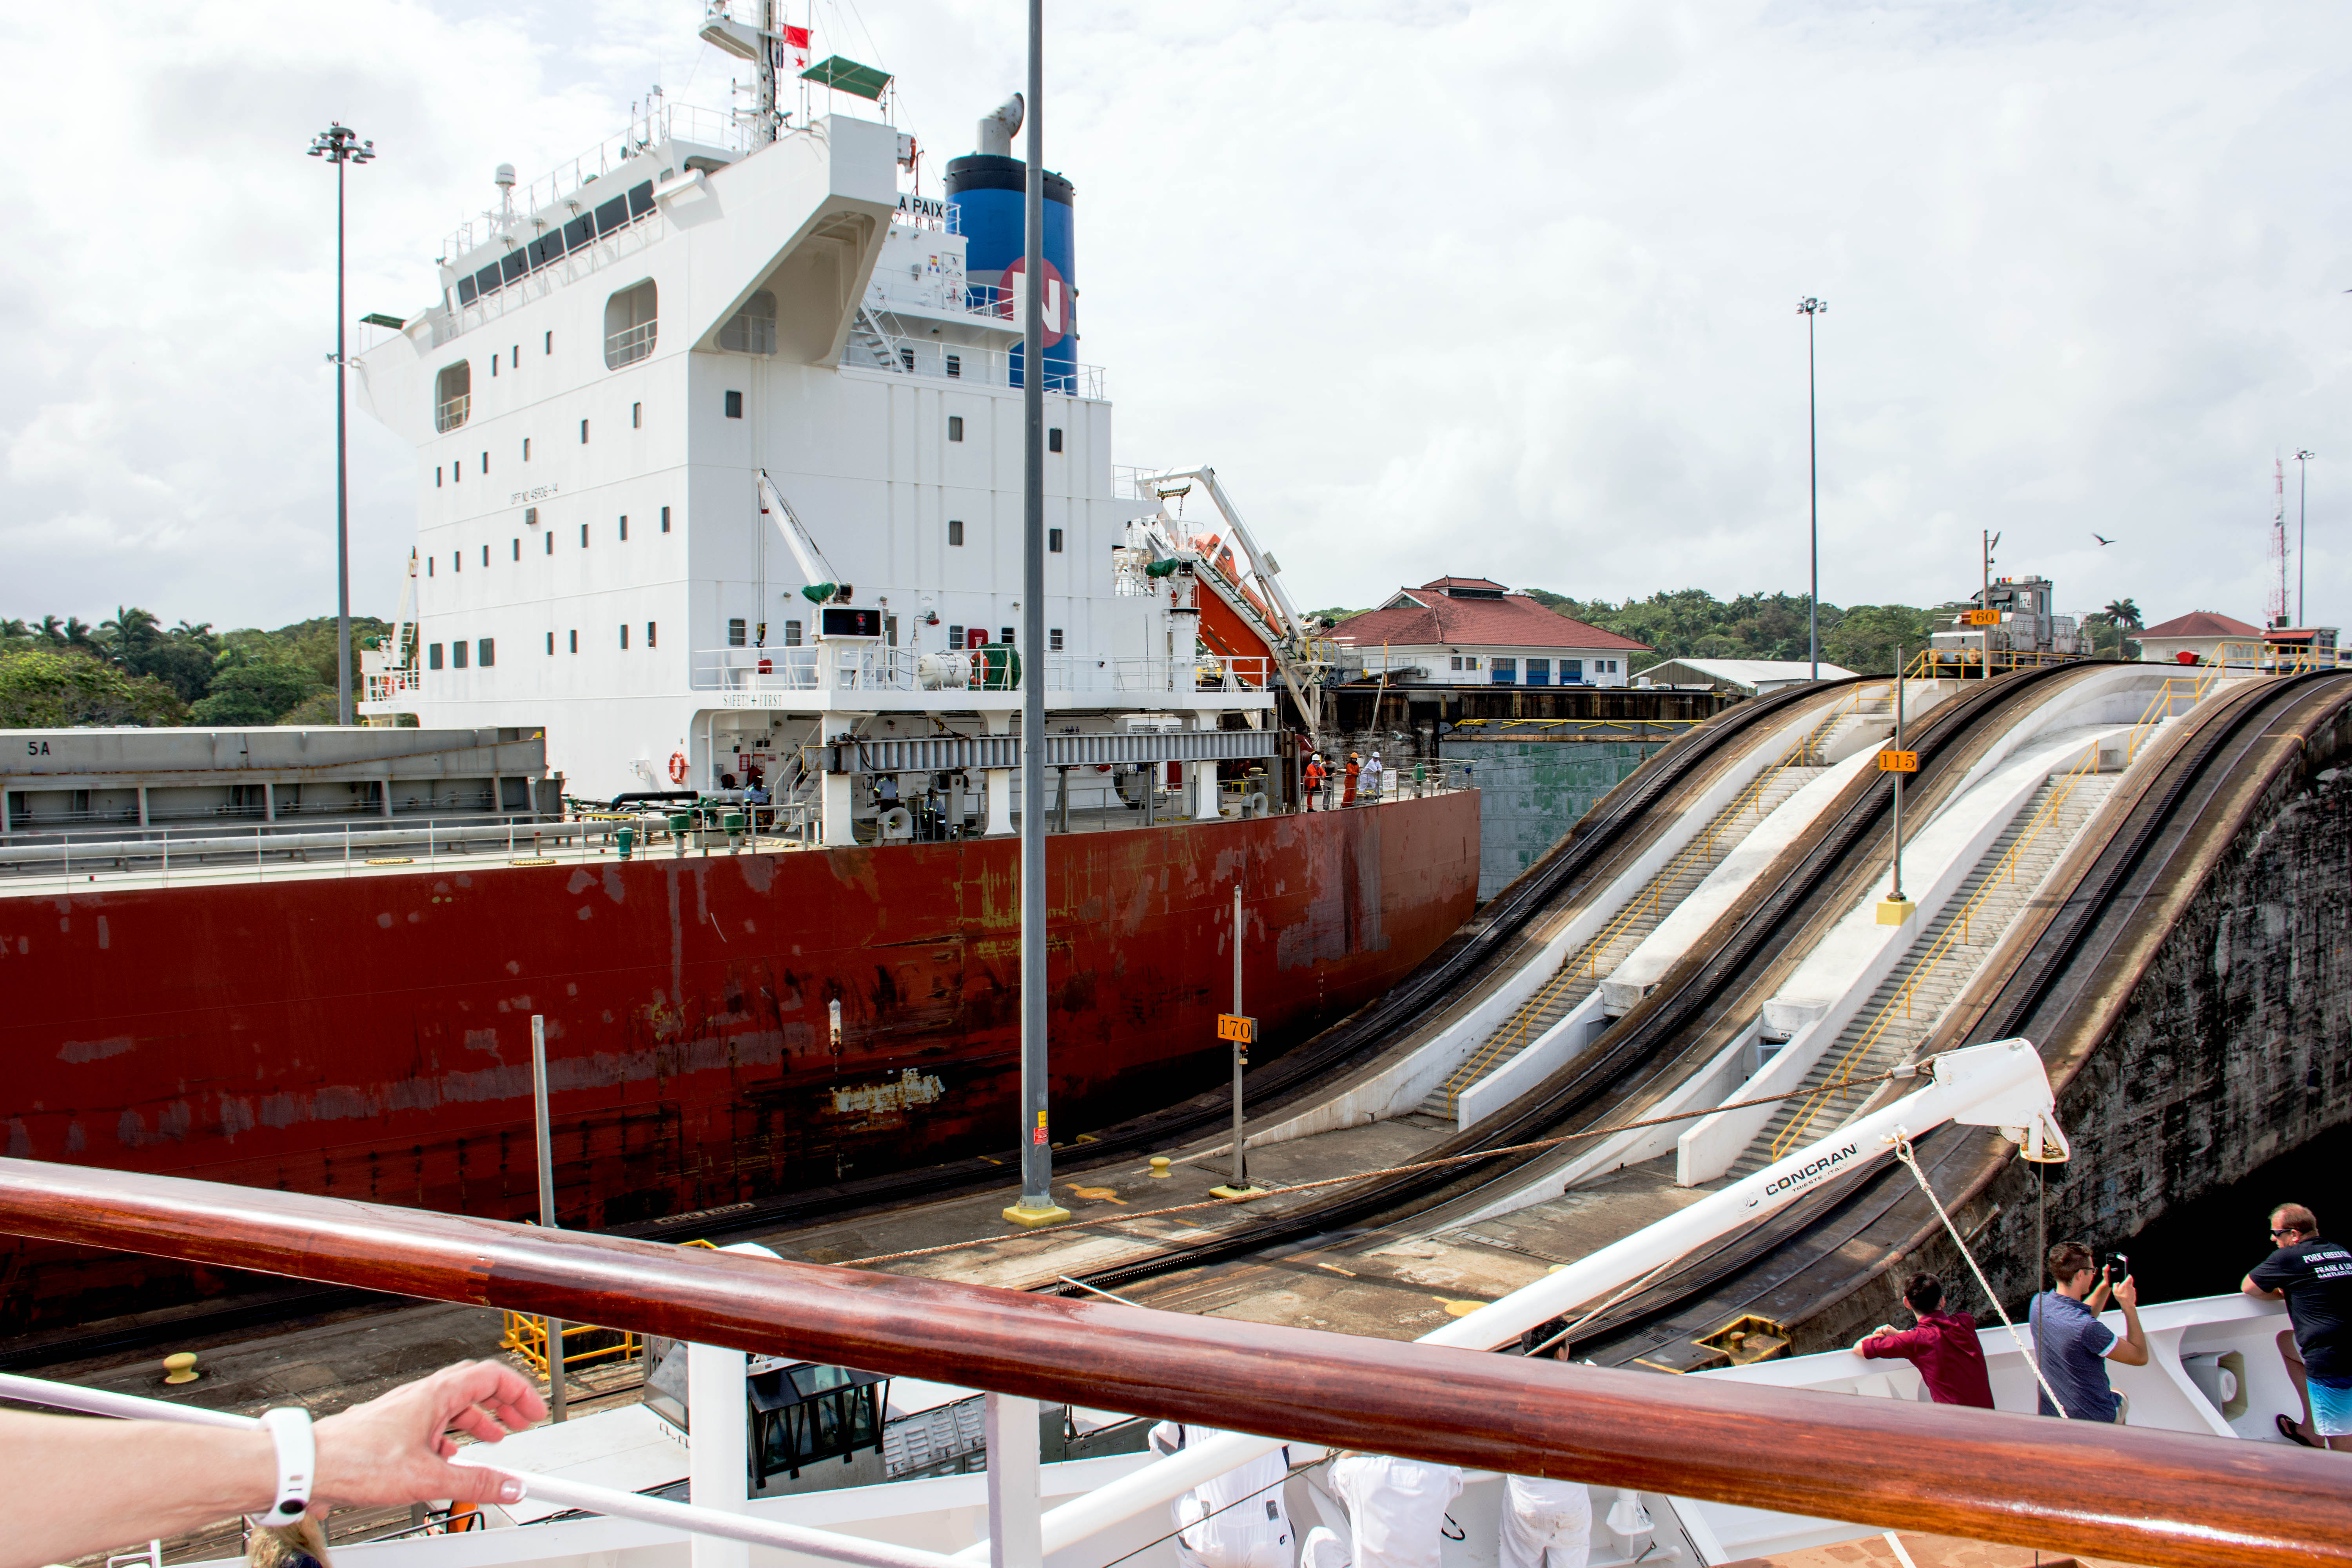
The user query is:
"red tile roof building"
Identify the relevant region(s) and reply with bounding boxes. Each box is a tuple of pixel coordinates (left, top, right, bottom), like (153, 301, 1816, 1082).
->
(1328, 578, 1651, 687)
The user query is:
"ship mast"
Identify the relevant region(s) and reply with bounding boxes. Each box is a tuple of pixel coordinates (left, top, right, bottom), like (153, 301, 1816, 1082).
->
(698, 0, 787, 149)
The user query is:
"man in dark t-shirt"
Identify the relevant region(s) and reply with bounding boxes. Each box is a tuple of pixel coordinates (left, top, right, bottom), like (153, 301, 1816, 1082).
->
(2245, 1202, 2352, 1451)
(1853, 1272, 1996, 1408)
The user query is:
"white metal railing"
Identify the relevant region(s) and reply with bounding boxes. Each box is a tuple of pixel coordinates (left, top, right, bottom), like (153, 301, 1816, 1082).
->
(364, 667, 421, 704)
(605, 318, 659, 368)
(0, 1371, 968, 1568)
(841, 338, 1106, 400)
(439, 102, 753, 263)
(692, 647, 1273, 698)
(435, 393, 470, 432)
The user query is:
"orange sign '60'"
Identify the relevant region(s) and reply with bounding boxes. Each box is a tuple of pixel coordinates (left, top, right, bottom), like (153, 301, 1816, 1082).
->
(1217, 1013, 1257, 1044)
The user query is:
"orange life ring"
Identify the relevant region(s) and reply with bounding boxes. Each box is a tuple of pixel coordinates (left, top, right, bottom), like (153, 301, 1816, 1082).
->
(668, 751, 689, 784)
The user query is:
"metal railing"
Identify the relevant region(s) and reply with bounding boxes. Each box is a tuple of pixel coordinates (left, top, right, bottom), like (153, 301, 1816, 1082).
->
(693, 646, 1274, 698)
(434, 392, 470, 432)
(840, 336, 1107, 400)
(605, 318, 658, 368)
(439, 101, 748, 262)
(0, 1160, 2336, 1568)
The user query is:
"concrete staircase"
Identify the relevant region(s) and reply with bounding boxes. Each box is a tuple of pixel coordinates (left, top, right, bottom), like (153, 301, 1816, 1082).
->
(1415, 764, 1827, 1122)
(1725, 771, 2118, 1177)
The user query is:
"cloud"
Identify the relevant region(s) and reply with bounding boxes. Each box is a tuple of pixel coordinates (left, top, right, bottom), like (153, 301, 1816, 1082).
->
(2, 0, 2346, 634)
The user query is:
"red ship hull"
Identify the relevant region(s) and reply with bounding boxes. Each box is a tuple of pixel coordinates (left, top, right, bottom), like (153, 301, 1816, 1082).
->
(0, 794, 1477, 1330)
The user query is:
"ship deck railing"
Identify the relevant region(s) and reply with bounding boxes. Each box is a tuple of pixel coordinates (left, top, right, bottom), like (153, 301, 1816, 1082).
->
(692, 646, 1275, 699)
(0, 1160, 2337, 1568)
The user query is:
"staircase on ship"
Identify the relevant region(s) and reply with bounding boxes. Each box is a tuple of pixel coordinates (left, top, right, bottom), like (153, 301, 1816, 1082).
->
(1725, 769, 2119, 1177)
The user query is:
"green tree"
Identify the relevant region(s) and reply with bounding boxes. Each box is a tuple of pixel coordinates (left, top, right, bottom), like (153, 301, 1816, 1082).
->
(189, 657, 321, 726)
(0, 649, 187, 728)
(1823, 604, 1935, 674)
(2101, 598, 2143, 632)
(99, 605, 162, 666)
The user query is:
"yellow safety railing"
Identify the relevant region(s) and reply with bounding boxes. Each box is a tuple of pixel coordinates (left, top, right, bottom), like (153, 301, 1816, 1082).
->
(1431, 681, 1896, 1116)
(499, 1311, 644, 1380)
(1764, 664, 2223, 1160)
(1905, 648, 2084, 680)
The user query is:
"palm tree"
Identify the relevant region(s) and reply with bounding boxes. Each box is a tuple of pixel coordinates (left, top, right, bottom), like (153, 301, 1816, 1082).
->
(2102, 598, 2143, 632)
(61, 616, 99, 652)
(0, 618, 28, 641)
(37, 615, 65, 646)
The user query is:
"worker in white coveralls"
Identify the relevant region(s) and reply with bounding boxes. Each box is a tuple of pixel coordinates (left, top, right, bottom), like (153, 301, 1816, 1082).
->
(1149, 1421, 1296, 1568)
(1501, 1318, 1592, 1568)
(1304, 1450, 1463, 1568)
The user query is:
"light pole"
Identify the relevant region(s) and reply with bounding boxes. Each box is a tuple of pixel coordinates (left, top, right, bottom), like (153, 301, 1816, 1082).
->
(309, 123, 375, 727)
(1797, 297, 1828, 681)
(2295, 450, 2316, 628)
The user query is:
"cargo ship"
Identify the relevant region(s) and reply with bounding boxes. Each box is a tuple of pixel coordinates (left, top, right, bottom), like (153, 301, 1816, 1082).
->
(0, 13, 1480, 1332)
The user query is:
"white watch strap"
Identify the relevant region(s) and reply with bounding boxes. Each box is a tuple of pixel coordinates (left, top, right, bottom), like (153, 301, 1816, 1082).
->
(253, 1407, 316, 1525)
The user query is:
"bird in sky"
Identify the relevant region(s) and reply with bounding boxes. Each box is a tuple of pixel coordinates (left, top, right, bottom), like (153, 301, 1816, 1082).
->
(2092, 533, 2116, 546)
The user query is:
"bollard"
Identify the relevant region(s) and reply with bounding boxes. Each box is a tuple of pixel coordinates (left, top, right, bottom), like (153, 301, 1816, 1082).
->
(723, 810, 746, 854)
(668, 812, 692, 858)
(617, 826, 636, 861)
(162, 1351, 199, 1385)
(1149, 1156, 1172, 1179)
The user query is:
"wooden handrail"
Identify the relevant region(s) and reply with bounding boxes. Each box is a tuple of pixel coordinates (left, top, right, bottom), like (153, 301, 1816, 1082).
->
(0, 1158, 2343, 1568)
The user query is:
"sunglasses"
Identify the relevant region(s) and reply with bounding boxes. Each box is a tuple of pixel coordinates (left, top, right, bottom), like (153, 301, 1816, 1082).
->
(2270, 1227, 2300, 1238)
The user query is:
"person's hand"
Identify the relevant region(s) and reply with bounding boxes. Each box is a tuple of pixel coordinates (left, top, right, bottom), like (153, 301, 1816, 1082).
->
(311, 1360, 549, 1508)
(2112, 1272, 2139, 1310)
(1851, 1325, 1895, 1354)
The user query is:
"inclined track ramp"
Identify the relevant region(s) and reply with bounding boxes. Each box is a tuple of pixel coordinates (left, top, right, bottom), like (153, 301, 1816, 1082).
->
(0, 681, 1843, 1371)
(1070, 662, 2099, 1296)
(1564, 671, 2352, 1370)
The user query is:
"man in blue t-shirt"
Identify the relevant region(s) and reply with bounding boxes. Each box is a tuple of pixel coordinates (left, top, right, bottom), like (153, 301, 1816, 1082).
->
(2244, 1202, 2352, 1451)
(2030, 1240, 2147, 1421)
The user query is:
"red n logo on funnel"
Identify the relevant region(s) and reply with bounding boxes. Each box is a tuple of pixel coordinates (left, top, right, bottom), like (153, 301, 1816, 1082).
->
(997, 256, 1068, 348)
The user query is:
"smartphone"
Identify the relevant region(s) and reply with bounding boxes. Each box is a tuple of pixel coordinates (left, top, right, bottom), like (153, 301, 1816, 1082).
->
(2105, 1252, 2130, 1279)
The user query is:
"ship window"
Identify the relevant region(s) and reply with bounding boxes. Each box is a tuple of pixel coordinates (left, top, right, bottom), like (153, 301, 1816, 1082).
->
(628, 180, 655, 219)
(480, 452, 488, 473)
(528, 232, 561, 270)
(620, 624, 629, 650)
(499, 250, 526, 285)
(784, 620, 802, 647)
(946, 353, 961, 378)
(728, 619, 747, 647)
(947, 415, 964, 442)
(491, 356, 497, 377)
(604, 279, 658, 369)
(434, 362, 471, 432)
(454, 551, 462, 573)
(429, 643, 444, 670)
(647, 621, 657, 648)
(569, 629, 578, 653)
(478, 637, 495, 667)
(544, 330, 552, 355)
(898, 348, 915, 372)
(718, 291, 777, 354)
(1050, 628, 1063, 651)
(457, 276, 478, 307)
(474, 262, 501, 299)
(453, 640, 469, 669)
(595, 193, 630, 235)
(619, 515, 628, 541)
(453, 461, 461, 483)
(1049, 427, 1063, 453)
(436, 467, 443, 488)
(948, 519, 964, 547)
(546, 631, 554, 655)
(661, 505, 671, 534)
(1000, 626, 1014, 645)
(428, 557, 435, 577)
(511, 538, 519, 560)
(724, 390, 743, 418)
(633, 402, 642, 428)
(1049, 528, 1063, 553)
(522, 437, 530, 461)
(544, 532, 553, 555)
(563, 213, 594, 251)
(580, 523, 589, 548)
(481, 544, 489, 567)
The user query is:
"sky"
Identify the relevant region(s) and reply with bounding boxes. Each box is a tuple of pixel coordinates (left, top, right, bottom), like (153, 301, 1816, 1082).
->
(2, 0, 2346, 635)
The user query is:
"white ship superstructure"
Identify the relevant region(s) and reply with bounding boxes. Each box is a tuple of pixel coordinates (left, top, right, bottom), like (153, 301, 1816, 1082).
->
(356, 30, 1308, 837)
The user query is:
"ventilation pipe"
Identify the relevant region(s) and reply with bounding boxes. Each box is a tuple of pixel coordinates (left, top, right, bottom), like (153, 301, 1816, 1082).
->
(977, 94, 1024, 157)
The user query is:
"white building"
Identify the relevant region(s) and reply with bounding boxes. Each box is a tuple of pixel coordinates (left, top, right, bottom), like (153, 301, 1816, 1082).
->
(1328, 578, 1649, 688)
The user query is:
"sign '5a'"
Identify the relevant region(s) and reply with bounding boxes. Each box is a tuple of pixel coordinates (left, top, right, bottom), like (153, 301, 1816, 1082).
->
(1217, 1013, 1257, 1044)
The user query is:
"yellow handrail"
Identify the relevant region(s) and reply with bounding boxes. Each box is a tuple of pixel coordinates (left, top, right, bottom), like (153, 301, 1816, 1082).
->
(499, 1310, 644, 1379)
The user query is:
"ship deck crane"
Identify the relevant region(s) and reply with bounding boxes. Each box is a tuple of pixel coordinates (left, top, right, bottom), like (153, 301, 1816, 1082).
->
(961, 1036, 2073, 1562)
(759, 468, 844, 607)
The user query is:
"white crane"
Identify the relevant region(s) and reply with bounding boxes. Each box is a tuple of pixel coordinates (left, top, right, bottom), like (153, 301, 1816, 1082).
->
(759, 468, 844, 608)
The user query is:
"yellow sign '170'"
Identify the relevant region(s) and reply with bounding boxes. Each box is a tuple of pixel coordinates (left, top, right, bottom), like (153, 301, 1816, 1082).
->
(1218, 1013, 1257, 1044)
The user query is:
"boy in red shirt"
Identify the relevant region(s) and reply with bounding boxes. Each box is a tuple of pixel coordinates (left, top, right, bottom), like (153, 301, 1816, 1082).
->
(1852, 1272, 1996, 1408)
